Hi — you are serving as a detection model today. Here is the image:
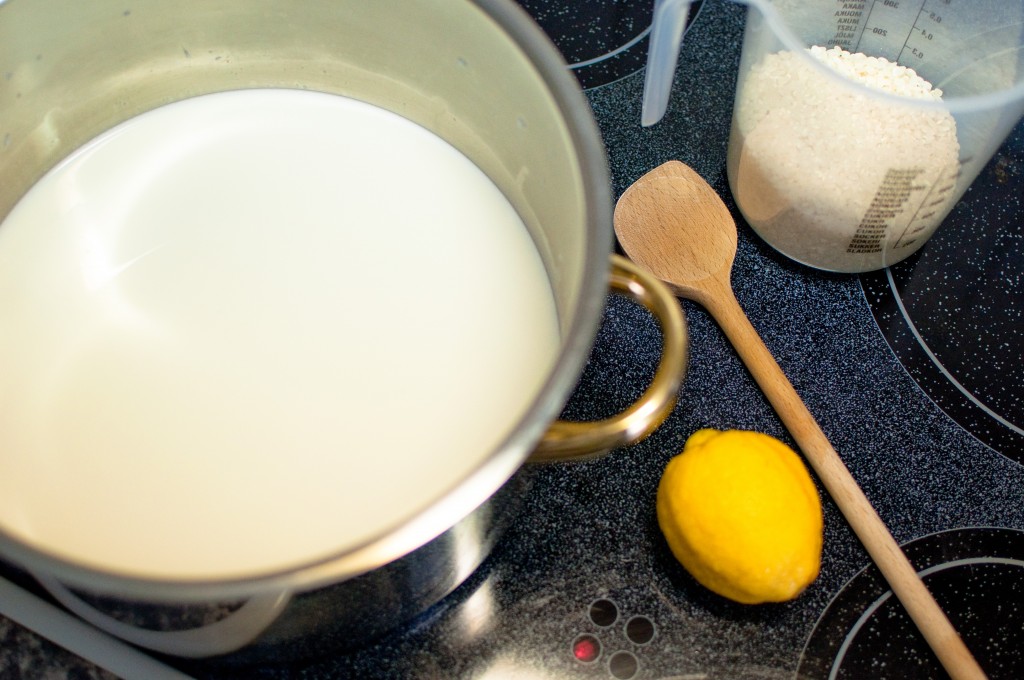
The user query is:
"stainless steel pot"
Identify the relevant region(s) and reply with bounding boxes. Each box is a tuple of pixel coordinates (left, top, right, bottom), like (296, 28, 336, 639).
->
(0, 0, 688, 662)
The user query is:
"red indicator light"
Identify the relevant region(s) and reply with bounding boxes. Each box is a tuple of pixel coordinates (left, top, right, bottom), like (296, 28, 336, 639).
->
(572, 634, 601, 663)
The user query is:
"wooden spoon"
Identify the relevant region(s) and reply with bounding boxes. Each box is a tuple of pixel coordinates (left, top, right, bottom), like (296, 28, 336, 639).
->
(614, 161, 987, 680)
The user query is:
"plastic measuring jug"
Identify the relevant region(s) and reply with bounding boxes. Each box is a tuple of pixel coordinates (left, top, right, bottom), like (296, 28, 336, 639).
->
(724, 0, 1024, 272)
(642, 0, 694, 126)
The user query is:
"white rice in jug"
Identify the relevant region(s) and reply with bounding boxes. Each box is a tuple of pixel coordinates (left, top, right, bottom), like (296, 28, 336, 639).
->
(729, 45, 961, 271)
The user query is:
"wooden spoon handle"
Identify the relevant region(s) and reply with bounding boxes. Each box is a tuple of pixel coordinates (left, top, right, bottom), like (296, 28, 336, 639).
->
(702, 275, 988, 680)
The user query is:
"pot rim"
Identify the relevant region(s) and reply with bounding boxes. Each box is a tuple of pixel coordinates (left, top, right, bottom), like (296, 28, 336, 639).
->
(0, 0, 614, 601)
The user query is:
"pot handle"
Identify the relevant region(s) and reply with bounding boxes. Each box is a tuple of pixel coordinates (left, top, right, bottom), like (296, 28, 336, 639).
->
(33, 573, 290, 659)
(530, 254, 688, 462)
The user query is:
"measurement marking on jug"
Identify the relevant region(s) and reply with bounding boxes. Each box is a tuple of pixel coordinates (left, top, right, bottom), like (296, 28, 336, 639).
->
(892, 161, 961, 249)
(831, 1, 869, 51)
(896, 0, 944, 65)
(855, 0, 930, 62)
(846, 167, 926, 254)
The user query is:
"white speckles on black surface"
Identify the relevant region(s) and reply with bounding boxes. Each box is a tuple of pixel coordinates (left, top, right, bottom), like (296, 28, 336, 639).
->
(0, 614, 118, 680)
(799, 528, 1024, 679)
(511, 0, 657, 88)
(860, 126, 1024, 462)
(3, 1, 1023, 678)
(512, 1, 706, 90)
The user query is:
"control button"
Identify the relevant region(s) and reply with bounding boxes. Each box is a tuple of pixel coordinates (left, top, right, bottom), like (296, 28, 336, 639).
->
(609, 650, 639, 679)
(624, 615, 656, 645)
(571, 597, 657, 676)
(589, 598, 619, 627)
(572, 634, 602, 664)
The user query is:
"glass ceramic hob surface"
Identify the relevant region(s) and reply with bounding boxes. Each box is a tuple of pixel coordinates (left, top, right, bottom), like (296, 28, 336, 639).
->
(799, 527, 1024, 679)
(512, 0, 704, 88)
(860, 124, 1024, 464)
(1, 3, 1022, 679)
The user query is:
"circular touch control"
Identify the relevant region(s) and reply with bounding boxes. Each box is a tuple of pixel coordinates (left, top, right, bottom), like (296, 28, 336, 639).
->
(589, 598, 619, 627)
(573, 633, 602, 664)
(625, 615, 656, 645)
(609, 650, 639, 679)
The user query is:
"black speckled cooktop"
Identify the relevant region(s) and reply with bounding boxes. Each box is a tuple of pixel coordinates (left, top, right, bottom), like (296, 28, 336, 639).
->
(2, 1, 1022, 679)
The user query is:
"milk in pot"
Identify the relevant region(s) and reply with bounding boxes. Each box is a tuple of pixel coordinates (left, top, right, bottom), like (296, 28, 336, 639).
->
(0, 89, 560, 580)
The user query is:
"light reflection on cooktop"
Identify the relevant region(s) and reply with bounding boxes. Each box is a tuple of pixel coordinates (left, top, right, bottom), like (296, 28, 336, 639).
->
(860, 121, 1024, 465)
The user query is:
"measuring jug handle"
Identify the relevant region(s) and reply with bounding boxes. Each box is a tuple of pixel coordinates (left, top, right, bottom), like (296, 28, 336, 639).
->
(641, 0, 693, 126)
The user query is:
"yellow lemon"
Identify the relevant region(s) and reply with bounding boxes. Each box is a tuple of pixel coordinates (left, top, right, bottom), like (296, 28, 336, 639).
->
(656, 428, 823, 604)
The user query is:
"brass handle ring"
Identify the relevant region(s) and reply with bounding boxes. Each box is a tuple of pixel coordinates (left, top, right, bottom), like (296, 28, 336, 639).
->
(530, 253, 689, 462)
